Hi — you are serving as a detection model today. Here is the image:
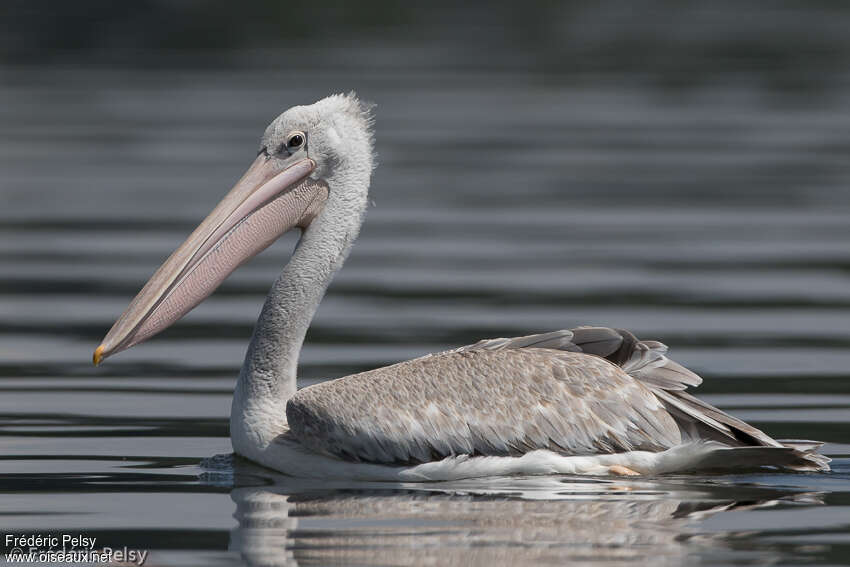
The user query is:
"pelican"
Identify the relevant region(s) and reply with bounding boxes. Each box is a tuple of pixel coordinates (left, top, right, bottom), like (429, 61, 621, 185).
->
(94, 94, 829, 480)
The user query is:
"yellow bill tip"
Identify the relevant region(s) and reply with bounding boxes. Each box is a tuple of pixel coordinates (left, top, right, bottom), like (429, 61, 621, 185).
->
(93, 345, 105, 366)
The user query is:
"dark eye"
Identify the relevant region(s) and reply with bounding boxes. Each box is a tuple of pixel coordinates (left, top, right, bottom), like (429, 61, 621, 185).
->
(286, 132, 305, 150)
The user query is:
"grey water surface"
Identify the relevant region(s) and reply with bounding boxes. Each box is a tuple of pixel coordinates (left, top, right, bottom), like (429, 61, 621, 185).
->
(3, 12, 850, 565)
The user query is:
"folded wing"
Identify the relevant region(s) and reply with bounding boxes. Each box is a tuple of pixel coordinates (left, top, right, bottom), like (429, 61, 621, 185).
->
(286, 326, 829, 471)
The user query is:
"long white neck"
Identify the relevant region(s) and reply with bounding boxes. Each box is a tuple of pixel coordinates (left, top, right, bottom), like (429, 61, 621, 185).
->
(231, 168, 369, 450)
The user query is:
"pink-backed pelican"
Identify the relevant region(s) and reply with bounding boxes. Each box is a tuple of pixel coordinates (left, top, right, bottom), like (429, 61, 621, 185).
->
(93, 94, 829, 480)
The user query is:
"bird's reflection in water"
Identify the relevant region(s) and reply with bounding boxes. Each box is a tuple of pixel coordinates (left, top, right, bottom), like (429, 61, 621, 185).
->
(225, 459, 821, 567)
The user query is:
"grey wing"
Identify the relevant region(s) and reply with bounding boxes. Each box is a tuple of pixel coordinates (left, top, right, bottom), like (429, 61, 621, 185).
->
(464, 327, 702, 391)
(464, 327, 778, 446)
(286, 345, 684, 465)
(467, 327, 829, 470)
(287, 326, 828, 470)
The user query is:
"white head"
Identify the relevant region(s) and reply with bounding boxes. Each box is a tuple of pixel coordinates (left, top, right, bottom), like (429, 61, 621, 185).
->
(94, 93, 375, 364)
(261, 93, 375, 185)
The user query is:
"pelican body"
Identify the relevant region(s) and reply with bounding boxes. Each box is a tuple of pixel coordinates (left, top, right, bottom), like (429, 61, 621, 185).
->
(95, 94, 828, 479)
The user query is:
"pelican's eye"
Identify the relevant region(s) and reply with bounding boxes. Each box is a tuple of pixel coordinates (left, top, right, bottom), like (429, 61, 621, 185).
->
(286, 132, 306, 152)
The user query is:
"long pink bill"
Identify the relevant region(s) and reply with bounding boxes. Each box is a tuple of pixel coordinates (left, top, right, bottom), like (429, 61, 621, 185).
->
(94, 155, 328, 365)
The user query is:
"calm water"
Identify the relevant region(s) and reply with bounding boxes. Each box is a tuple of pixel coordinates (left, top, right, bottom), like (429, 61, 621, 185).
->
(2, 44, 850, 565)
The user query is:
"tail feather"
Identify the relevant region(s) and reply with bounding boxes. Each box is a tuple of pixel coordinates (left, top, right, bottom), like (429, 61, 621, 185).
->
(671, 444, 831, 473)
(777, 439, 831, 471)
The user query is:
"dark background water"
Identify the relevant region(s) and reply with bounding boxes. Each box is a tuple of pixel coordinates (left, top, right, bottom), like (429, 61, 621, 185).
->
(1, 1, 850, 565)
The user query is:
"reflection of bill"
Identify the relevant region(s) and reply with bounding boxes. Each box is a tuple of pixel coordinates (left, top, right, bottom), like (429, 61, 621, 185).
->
(226, 466, 823, 567)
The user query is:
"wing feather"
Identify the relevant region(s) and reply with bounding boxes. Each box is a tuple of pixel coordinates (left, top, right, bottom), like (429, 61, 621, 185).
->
(287, 326, 828, 471)
(287, 348, 680, 464)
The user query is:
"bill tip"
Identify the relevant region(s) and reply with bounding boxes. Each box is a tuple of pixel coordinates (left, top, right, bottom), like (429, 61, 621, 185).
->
(93, 345, 105, 366)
